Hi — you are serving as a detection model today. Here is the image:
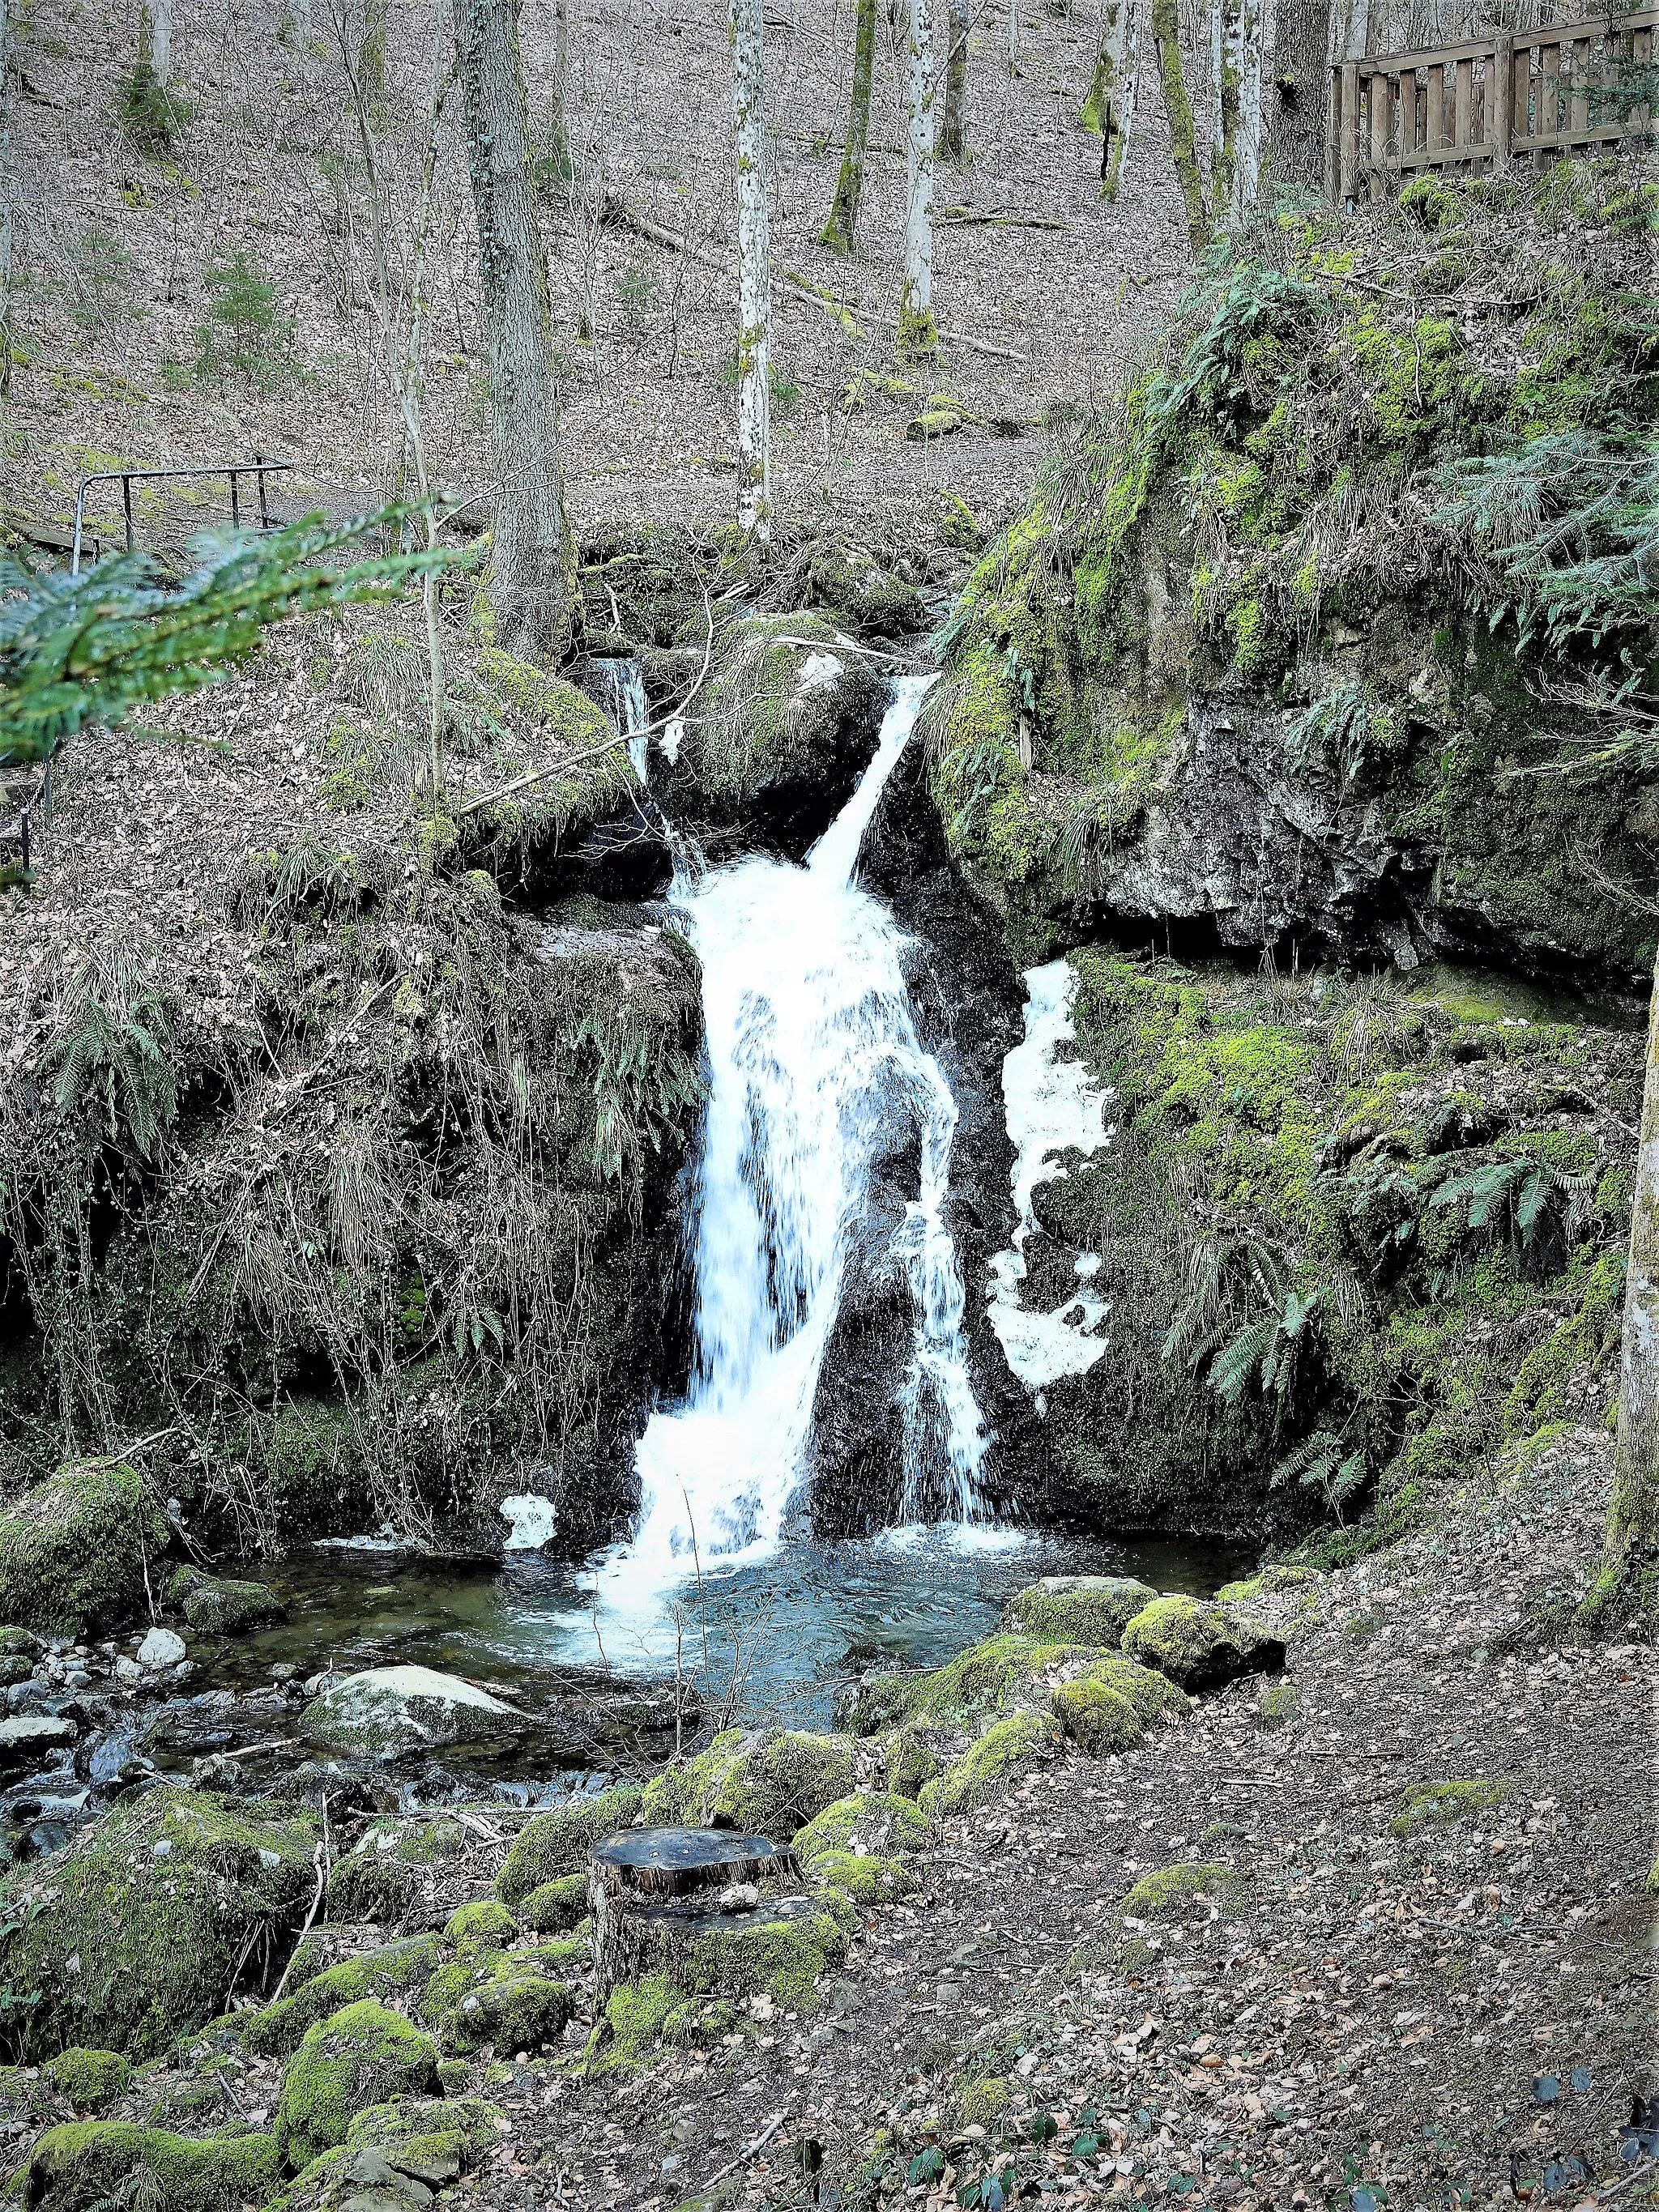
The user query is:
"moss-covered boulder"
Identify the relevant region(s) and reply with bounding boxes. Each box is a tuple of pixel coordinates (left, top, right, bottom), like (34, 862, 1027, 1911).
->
(164, 1566, 286, 1635)
(1120, 1861, 1248, 1922)
(43, 2046, 131, 2111)
(242, 1937, 443, 2057)
(641, 1729, 855, 1836)
(1051, 1651, 1191, 1754)
(791, 1791, 931, 1862)
(0, 1461, 168, 1638)
(1003, 1575, 1158, 1647)
(275, 2002, 441, 2168)
(882, 1727, 941, 1799)
(264, 2095, 505, 2211)
(847, 1634, 1085, 1736)
(0, 1787, 316, 2060)
(15, 2123, 282, 2212)
(446, 1964, 575, 2054)
(444, 1900, 516, 1960)
(807, 1851, 918, 1907)
(517, 1873, 588, 1933)
(919, 1711, 1064, 1818)
(302, 1665, 530, 1761)
(667, 609, 882, 839)
(494, 1784, 645, 1905)
(1120, 1595, 1284, 1691)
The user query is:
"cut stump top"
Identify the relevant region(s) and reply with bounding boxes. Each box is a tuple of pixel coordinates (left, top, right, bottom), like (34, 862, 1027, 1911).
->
(590, 1825, 801, 1899)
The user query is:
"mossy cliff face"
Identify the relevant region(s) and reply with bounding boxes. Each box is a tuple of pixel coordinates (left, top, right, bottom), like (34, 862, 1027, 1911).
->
(925, 165, 1659, 979)
(1016, 951, 1639, 1538)
(0, 816, 703, 1555)
(0, 1786, 316, 2061)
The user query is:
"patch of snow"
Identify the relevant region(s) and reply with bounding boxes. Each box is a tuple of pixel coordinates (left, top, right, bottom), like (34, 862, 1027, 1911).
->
(986, 958, 1118, 1401)
(661, 714, 685, 765)
(795, 650, 844, 696)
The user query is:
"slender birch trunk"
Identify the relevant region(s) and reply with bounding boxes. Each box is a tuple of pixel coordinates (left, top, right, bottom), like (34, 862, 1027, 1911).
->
(1210, 0, 1264, 219)
(1228, 0, 1265, 219)
(821, 0, 876, 253)
(937, 0, 970, 159)
(1608, 952, 1659, 1570)
(546, 0, 571, 183)
(731, 0, 772, 539)
(1008, 0, 1019, 75)
(1151, 0, 1207, 248)
(0, 0, 11, 401)
(151, 0, 174, 81)
(1081, 0, 1141, 198)
(456, 0, 574, 655)
(898, 0, 937, 363)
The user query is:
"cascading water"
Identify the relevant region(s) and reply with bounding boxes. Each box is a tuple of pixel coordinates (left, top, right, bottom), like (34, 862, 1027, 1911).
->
(591, 657, 650, 782)
(596, 675, 989, 1609)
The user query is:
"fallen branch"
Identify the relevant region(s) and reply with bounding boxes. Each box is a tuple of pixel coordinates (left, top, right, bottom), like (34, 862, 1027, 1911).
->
(941, 205, 1070, 230)
(600, 192, 864, 330)
(940, 325, 1027, 362)
(699, 2111, 789, 2193)
(267, 1842, 327, 2005)
(452, 728, 633, 820)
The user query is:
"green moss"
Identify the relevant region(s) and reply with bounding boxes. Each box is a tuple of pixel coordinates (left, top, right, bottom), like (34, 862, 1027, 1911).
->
(445, 1900, 517, 1959)
(955, 2077, 1011, 2128)
(882, 1728, 940, 1799)
(1120, 1861, 1247, 1921)
(1120, 1594, 1282, 1690)
(275, 2001, 441, 2168)
(672, 610, 876, 813)
(684, 1899, 849, 2009)
(847, 1634, 1082, 1736)
(243, 1937, 443, 2056)
(494, 1785, 644, 1904)
(0, 1460, 168, 1636)
(45, 2046, 132, 2110)
(919, 1711, 1063, 1818)
(598, 1973, 685, 2071)
(1389, 1777, 1515, 1837)
(323, 1854, 414, 1925)
(517, 1873, 588, 1933)
(1002, 1575, 1158, 1647)
(1256, 1679, 1300, 1729)
(0, 1787, 317, 2061)
(805, 1851, 917, 1906)
(15, 2123, 282, 2212)
(642, 1730, 855, 1838)
(445, 1967, 574, 2054)
(1051, 1652, 1190, 1754)
(163, 1566, 284, 1634)
(1215, 1564, 1320, 1603)
(792, 1792, 931, 1860)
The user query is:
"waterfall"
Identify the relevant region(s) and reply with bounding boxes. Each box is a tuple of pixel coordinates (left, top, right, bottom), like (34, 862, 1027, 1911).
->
(591, 657, 650, 782)
(599, 675, 988, 1603)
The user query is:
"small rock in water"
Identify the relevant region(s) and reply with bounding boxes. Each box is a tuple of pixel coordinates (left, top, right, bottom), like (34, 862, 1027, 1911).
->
(113, 1657, 143, 1686)
(719, 1881, 761, 1912)
(136, 1628, 186, 1670)
(302, 1663, 531, 1759)
(0, 1715, 77, 1767)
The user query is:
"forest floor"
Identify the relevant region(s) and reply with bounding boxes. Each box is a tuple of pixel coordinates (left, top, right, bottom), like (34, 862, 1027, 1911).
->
(200, 1426, 1651, 2212)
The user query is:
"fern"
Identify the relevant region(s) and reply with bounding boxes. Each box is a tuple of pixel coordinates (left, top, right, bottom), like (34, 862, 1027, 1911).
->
(50, 944, 178, 1160)
(1271, 1427, 1367, 1511)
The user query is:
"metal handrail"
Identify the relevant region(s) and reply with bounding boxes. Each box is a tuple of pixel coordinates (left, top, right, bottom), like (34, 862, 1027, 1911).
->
(2, 456, 300, 879)
(70, 453, 295, 574)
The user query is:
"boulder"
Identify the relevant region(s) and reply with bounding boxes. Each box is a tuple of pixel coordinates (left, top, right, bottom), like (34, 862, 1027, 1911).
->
(136, 1626, 187, 1670)
(301, 1666, 531, 1761)
(1120, 1595, 1286, 1692)
(1003, 1575, 1158, 1648)
(0, 1714, 77, 1768)
(0, 1785, 317, 2060)
(243, 1936, 445, 2057)
(1051, 1652, 1191, 1755)
(641, 1729, 855, 1836)
(791, 1791, 930, 1862)
(44, 2046, 131, 2111)
(919, 1711, 1064, 1818)
(494, 1784, 645, 1905)
(265, 2096, 504, 2212)
(276, 2001, 442, 2168)
(15, 2123, 281, 2211)
(165, 1566, 287, 1634)
(516, 1873, 588, 1933)
(0, 1461, 169, 1638)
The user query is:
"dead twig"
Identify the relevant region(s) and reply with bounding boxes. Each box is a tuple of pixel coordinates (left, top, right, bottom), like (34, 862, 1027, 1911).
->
(699, 2111, 789, 2193)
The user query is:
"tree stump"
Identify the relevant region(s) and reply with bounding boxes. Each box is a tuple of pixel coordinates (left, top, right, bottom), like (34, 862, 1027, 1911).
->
(588, 1826, 803, 2003)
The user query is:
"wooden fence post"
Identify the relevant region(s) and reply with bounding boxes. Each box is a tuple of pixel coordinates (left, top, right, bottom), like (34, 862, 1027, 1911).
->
(1340, 58, 1360, 201)
(1492, 31, 1515, 164)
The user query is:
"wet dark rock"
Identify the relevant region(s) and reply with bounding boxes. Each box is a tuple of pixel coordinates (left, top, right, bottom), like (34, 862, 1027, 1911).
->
(164, 1566, 287, 1635)
(0, 1715, 78, 1768)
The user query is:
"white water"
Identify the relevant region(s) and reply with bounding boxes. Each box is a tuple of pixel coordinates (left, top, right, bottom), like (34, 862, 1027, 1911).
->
(500, 1494, 558, 1551)
(591, 657, 650, 782)
(595, 676, 988, 1613)
(986, 958, 1118, 1413)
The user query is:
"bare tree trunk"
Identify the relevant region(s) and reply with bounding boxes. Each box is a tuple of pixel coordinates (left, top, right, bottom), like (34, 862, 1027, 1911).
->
(1008, 0, 1019, 74)
(1211, 0, 1266, 219)
(456, 0, 574, 657)
(1261, 0, 1331, 192)
(0, 0, 11, 402)
(937, 0, 970, 159)
(731, 0, 772, 540)
(898, 0, 937, 362)
(1081, 0, 1141, 198)
(821, 0, 876, 253)
(1609, 953, 1659, 1571)
(359, 0, 389, 98)
(546, 0, 571, 181)
(150, 0, 174, 81)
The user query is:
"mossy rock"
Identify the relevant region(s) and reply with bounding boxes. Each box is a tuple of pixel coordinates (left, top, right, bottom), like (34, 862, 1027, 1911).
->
(1257, 1679, 1301, 1730)
(805, 1851, 917, 1907)
(242, 1936, 444, 2056)
(15, 2122, 282, 2212)
(494, 1784, 645, 1905)
(275, 2001, 441, 2168)
(345, 2091, 505, 2159)
(1120, 1861, 1248, 1922)
(446, 1967, 575, 2054)
(919, 1711, 1064, 1818)
(955, 2076, 1011, 2128)
(1051, 1652, 1190, 1755)
(594, 1973, 742, 2073)
(0, 1460, 168, 1638)
(847, 1634, 1085, 1736)
(302, 1664, 530, 1762)
(1120, 1595, 1285, 1692)
(445, 1899, 517, 1959)
(164, 1566, 286, 1635)
(1389, 1777, 1515, 1836)
(791, 1791, 930, 1861)
(1003, 1575, 1158, 1647)
(1214, 1564, 1323, 1605)
(641, 1729, 855, 1839)
(323, 1855, 414, 1925)
(882, 1728, 940, 1799)
(0, 1786, 316, 2060)
(44, 2046, 131, 2111)
(517, 1873, 588, 1933)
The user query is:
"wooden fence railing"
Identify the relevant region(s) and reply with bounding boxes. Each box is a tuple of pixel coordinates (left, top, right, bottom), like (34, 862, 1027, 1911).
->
(1327, 5, 1657, 201)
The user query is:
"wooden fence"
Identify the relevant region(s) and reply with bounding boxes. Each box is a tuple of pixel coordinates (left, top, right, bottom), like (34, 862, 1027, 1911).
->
(1327, 5, 1657, 200)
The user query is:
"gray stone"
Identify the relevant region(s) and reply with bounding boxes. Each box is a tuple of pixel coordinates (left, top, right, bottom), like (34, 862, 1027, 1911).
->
(302, 1664, 531, 1761)
(136, 1627, 186, 1669)
(0, 1715, 76, 1767)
